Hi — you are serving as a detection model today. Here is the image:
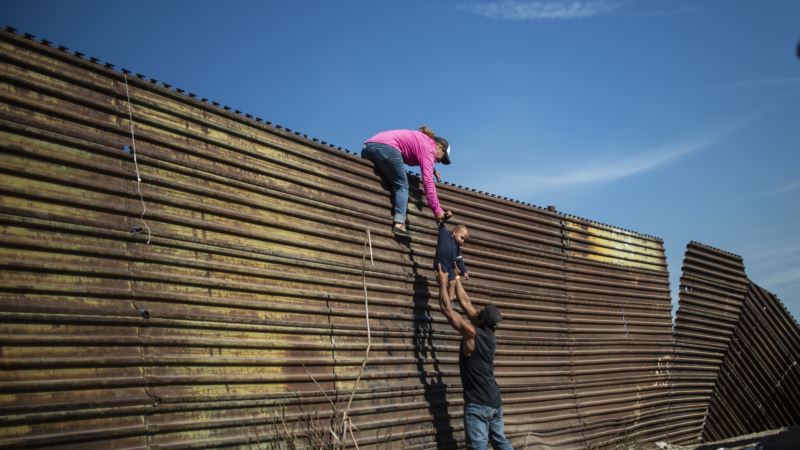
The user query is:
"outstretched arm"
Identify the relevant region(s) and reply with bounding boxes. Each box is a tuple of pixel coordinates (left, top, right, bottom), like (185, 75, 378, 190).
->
(420, 153, 444, 219)
(438, 270, 476, 340)
(453, 278, 479, 321)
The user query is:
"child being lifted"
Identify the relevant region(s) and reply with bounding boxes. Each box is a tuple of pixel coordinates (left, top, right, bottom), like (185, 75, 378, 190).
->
(434, 222, 470, 300)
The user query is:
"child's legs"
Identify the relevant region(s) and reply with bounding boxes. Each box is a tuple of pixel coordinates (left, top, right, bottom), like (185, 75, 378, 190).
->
(436, 266, 451, 309)
(448, 278, 457, 301)
(453, 277, 471, 305)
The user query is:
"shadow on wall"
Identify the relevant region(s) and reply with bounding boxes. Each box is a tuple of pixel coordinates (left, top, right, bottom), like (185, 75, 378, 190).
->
(402, 236, 457, 449)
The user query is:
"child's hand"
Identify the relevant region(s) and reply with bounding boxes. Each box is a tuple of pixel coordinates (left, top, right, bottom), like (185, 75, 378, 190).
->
(463, 273, 470, 281)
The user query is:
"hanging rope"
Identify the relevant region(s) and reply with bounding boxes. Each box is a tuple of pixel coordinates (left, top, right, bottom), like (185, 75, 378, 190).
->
(122, 73, 152, 244)
(299, 228, 373, 449)
(341, 227, 374, 449)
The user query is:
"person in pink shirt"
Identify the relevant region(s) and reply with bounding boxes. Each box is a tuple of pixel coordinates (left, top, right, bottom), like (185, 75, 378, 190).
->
(362, 125, 453, 235)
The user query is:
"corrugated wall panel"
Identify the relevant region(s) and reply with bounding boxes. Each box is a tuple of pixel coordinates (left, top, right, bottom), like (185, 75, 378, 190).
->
(672, 242, 800, 446)
(702, 281, 800, 441)
(0, 28, 675, 449)
(560, 220, 674, 448)
(671, 242, 749, 445)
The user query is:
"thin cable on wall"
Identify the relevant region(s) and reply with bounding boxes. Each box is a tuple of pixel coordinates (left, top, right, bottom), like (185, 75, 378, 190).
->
(123, 73, 152, 245)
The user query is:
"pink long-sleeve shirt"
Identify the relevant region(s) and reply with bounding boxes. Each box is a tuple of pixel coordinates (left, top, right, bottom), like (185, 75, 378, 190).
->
(365, 130, 444, 217)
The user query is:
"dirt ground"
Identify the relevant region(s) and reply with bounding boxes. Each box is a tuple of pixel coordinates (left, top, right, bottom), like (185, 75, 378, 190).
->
(652, 426, 800, 450)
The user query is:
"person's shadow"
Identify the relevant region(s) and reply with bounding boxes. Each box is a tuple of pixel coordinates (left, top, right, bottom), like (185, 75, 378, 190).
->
(403, 238, 457, 449)
(370, 162, 456, 447)
(407, 175, 427, 215)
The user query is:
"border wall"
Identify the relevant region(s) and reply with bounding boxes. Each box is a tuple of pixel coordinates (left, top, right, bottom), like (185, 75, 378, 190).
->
(673, 243, 800, 444)
(0, 29, 797, 449)
(671, 242, 749, 442)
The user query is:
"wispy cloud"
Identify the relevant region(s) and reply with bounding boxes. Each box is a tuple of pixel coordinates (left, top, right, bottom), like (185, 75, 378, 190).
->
(743, 240, 800, 268)
(487, 129, 727, 195)
(771, 180, 800, 196)
(759, 266, 800, 288)
(538, 136, 712, 186)
(740, 234, 800, 290)
(457, 0, 697, 21)
(714, 77, 800, 92)
(458, 1, 623, 21)
(617, 5, 698, 17)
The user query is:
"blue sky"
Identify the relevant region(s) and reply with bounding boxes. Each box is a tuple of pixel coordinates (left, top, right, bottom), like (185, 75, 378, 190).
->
(5, 0, 800, 319)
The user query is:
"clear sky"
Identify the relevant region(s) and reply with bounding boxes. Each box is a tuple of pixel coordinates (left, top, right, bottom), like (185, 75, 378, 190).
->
(5, 0, 799, 319)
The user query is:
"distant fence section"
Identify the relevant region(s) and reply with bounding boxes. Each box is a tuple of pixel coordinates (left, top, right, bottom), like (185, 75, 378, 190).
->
(704, 279, 800, 441)
(0, 28, 797, 449)
(671, 242, 749, 443)
(673, 242, 800, 445)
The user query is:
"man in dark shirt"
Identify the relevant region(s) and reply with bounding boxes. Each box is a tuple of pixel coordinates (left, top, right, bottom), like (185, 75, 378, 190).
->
(437, 271, 514, 450)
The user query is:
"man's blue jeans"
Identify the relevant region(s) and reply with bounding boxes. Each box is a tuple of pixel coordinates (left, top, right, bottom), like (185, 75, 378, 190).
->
(464, 403, 514, 450)
(361, 142, 409, 224)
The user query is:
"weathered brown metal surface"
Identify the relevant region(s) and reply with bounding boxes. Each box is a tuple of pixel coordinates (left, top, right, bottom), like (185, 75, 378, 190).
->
(701, 280, 800, 441)
(672, 242, 800, 445)
(671, 242, 749, 445)
(0, 28, 679, 449)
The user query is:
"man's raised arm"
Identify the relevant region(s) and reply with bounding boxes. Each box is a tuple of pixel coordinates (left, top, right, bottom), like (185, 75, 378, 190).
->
(438, 271, 476, 339)
(452, 278, 479, 321)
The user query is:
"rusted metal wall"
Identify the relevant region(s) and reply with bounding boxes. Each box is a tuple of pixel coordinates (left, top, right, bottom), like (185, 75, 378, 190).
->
(673, 242, 800, 445)
(0, 27, 684, 449)
(702, 281, 800, 441)
(671, 242, 749, 444)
